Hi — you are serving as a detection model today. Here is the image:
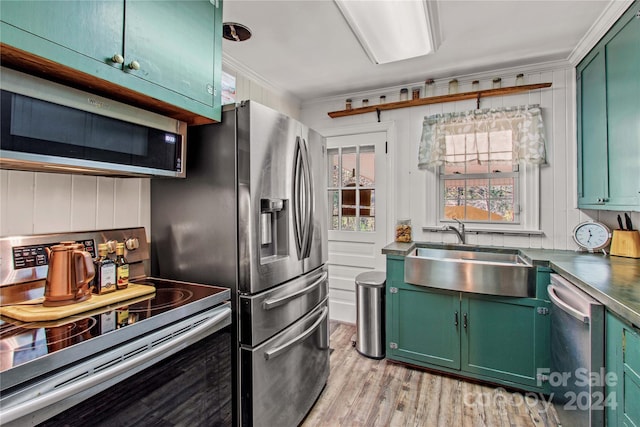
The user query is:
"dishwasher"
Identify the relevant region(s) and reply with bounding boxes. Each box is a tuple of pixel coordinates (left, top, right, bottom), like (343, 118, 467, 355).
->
(548, 274, 605, 427)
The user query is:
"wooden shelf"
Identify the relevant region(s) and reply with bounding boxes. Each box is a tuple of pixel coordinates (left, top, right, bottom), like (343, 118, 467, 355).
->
(327, 82, 553, 118)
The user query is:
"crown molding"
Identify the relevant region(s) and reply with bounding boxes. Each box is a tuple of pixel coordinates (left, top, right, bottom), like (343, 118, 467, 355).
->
(222, 52, 301, 105)
(567, 0, 634, 66)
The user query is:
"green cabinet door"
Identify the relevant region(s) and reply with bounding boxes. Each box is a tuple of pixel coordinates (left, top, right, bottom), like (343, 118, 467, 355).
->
(124, 0, 219, 109)
(607, 312, 640, 427)
(576, 2, 640, 211)
(605, 8, 640, 208)
(0, 0, 125, 72)
(388, 283, 460, 369)
(577, 49, 608, 208)
(461, 295, 550, 390)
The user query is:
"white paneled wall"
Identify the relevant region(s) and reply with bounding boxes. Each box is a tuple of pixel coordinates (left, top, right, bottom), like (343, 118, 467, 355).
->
(0, 171, 150, 237)
(224, 66, 301, 120)
(301, 61, 640, 322)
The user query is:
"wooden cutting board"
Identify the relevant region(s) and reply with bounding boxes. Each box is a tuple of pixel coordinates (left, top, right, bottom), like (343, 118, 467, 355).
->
(0, 284, 156, 322)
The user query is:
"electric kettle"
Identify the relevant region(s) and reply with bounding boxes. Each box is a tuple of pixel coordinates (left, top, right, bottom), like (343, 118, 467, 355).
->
(44, 242, 95, 307)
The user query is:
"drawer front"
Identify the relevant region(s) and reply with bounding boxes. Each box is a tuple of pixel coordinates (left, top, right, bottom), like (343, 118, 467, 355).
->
(239, 265, 328, 346)
(240, 300, 329, 427)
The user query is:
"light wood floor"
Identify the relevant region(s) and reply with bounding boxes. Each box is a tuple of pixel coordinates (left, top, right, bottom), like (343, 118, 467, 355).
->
(302, 322, 560, 427)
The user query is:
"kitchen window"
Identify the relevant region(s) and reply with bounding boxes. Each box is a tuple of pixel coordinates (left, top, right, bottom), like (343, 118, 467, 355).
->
(328, 145, 376, 232)
(419, 105, 546, 230)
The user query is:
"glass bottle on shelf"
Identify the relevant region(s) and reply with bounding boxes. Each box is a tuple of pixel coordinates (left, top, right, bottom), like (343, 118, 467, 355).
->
(362, 98, 369, 107)
(448, 79, 458, 94)
(379, 95, 386, 104)
(425, 79, 435, 97)
(411, 87, 421, 100)
(515, 74, 525, 86)
(471, 80, 480, 91)
(93, 243, 116, 294)
(492, 77, 502, 89)
(400, 88, 408, 101)
(115, 243, 129, 290)
(345, 99, 352, 110)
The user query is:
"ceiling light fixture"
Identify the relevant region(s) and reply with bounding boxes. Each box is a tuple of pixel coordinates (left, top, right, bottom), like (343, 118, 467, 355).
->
(222, 22, 252, 42)
(334, 0, 440, 65)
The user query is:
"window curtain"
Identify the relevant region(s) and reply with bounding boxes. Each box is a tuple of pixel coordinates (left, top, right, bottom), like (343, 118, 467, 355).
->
(417, 105, 546, 169)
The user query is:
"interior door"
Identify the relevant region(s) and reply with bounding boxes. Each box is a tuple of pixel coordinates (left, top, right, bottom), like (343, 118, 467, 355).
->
(325, 130, 388, 322)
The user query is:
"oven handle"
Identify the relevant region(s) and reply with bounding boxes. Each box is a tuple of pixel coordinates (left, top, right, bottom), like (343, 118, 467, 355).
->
(263, 272, 327, 310)
(0, 305, 231, 424)
(264, 306, 328, 360)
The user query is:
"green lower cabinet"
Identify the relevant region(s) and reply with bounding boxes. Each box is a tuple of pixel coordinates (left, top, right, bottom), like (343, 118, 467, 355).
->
(606, 311, 640, 426)
(388, 284, 460, 369)
(462, 295, 550, 390)
(385, 257, 550, 393)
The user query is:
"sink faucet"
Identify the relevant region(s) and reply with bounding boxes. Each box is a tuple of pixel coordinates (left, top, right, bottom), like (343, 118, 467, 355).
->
(444, 218, 466, 244)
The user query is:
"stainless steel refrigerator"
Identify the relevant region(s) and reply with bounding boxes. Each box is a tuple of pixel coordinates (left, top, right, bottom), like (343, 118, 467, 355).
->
(150, 101, 329, 427)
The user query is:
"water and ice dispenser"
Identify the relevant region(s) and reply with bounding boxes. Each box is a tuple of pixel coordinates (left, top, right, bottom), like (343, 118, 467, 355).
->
(260, 198, 288, 261)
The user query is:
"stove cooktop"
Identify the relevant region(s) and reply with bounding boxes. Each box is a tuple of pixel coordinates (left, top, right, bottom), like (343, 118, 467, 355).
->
(0, 277, 230, 391)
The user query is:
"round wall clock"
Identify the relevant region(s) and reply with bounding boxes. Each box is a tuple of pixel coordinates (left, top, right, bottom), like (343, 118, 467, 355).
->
(572, 221, 612, 253)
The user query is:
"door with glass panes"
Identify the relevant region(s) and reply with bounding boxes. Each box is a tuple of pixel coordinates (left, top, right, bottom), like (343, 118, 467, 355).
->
(326, 131, 387, 322)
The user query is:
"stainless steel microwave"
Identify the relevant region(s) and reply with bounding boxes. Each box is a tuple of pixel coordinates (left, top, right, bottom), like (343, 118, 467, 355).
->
(0, 67, 187, 178)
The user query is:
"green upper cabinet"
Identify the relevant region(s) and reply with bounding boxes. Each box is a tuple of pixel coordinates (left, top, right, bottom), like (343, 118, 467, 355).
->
(577, 2, 640, 211)
(124, 1, 218, 108)
(0, 0, 222, 123)
(0, 1, 125, 70)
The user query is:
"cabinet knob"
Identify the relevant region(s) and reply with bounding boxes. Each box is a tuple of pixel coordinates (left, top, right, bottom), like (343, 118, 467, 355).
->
(111, 54, 125, 64)
(128, 60, 141, 71)
(105, 240, 118, 254)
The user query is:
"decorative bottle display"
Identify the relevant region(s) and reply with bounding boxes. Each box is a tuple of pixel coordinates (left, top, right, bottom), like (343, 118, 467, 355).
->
(93, 243, 116, 294)
(115, 243, 129, 290)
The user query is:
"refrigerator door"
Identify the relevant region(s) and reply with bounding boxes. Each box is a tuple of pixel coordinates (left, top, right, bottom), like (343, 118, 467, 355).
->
(302, 126, 329, 273)
(239, 102, 304, 294)
(240, 300, 329, 427)
(239, 265, 328, 346)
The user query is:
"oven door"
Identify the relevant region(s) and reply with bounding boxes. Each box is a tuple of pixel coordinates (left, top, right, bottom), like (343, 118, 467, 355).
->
(0, 303, 231, 427)
(240, 299, 329, 427)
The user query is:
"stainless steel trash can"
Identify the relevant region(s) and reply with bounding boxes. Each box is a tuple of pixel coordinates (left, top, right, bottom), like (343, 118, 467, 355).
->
(355, 271, 386, 359)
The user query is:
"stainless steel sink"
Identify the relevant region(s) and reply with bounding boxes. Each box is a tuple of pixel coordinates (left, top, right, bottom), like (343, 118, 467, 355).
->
(404, 246, 535, 298)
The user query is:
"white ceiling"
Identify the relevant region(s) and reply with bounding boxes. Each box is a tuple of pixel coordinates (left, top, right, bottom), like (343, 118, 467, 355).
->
(221, 0, 613, 101)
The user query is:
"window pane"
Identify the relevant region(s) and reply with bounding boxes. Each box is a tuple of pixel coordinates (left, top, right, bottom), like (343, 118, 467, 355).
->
(490, 178, 515, 222)
(327, 148, 339, 187)
(359, 145, 375, 187)
(342, 216, 355, 231)
(359, 217, 375, 232)
(341, 147, 357, 187)
(328, 190, 339, 230)
(360, 189, 374, 217)
(341, 189, 356, 217)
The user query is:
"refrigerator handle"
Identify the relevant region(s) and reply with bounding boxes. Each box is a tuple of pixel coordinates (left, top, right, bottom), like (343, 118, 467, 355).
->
(300, 138, 314, 259)
(292, 137, 304, 259)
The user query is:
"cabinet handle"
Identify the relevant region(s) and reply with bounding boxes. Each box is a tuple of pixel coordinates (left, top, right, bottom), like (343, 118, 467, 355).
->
(454, 311, 458, 327)
(128, 60, 141, 71)
(111, 54, 124, 64)
(463, 313, 468, 329)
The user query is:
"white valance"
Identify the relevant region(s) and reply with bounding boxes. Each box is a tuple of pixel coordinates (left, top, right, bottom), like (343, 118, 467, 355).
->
(418, 105, 547, 170)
